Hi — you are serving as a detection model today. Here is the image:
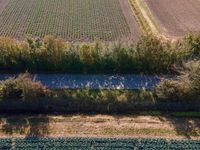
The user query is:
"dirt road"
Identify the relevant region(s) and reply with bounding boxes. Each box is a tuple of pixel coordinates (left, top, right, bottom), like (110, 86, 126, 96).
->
(0, 114, 199, 139)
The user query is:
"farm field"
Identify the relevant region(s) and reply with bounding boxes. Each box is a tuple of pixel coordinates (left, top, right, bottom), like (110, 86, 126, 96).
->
(143, 0, 200, 37)
(0, 0, 140, 41)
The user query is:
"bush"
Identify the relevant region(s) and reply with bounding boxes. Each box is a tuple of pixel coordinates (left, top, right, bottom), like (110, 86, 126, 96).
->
(156, 61, 200, 101)
(0, 73, 48, 100)
(182, 34, 200, 59)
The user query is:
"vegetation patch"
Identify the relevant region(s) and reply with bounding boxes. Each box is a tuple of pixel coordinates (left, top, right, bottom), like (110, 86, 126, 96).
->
(128, 0, 151, 34)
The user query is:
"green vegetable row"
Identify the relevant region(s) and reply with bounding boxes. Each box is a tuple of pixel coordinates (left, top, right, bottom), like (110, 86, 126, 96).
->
(0, 137, 200, 150)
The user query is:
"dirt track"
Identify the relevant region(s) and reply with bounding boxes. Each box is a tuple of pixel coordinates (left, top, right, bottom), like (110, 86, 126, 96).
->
(0, 115, 199, 139)
(144, 0, 200, 37)
(119, 0, 141, 41)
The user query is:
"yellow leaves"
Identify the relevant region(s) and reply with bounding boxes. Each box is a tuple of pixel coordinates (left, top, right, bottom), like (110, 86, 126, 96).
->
(44, 36, 67, 51)
(0, 37, 18, 51)
(79, 44, 95, 65)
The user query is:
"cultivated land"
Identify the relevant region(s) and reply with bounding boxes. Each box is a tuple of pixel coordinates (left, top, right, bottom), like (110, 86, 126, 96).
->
(143, 0, 200, 37)
(0, 0, 140, 41)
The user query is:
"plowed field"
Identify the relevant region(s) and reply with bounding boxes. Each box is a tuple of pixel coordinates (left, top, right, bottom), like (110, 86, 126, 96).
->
(144, 0, 200, 37)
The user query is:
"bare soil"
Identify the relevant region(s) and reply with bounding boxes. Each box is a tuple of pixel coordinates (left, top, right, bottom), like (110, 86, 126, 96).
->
(118, 0, 141, 41)
(144, 0, 200, 37)
(0, 114, 199, 139)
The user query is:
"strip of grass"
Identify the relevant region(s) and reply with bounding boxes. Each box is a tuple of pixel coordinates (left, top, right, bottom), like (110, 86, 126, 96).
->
(136, 0, 161, 34)
(128, 0, 152, 34)
(171, 112, 200, 118)
(139, 111, 200, 118)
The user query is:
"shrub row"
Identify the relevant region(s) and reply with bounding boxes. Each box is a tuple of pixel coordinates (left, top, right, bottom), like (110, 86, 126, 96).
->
(0, 137, 200, 150)
(0, 73, 200, 113)
(0, 34, 200, 74)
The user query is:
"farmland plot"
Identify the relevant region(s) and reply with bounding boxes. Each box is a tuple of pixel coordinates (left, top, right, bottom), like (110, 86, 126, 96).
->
(143, 0, 200, 37)
(0, 0, 140, 41)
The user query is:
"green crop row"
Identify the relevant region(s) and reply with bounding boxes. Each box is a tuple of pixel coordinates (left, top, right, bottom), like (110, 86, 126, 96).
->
(0, 137, 199, 150)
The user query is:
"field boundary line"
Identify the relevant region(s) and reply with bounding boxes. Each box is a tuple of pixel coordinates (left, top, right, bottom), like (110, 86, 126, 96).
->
(134, 0, 166, 39)
(135, 0, 160, 34)
(137, 0, 183, 41)
(129, 0, 180, 41)
(128, 0, 151, 35)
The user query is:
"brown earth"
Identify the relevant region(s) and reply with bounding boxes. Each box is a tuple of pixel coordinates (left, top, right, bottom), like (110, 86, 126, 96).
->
(144, 0, 200, 37)
(0, 114, 199, 139)
(0, 0, 9, 14)
(118, 0, 141, 41)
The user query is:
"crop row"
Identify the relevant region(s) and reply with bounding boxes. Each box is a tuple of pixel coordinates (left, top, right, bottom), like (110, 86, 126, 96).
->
(0, 138, 200, 150)
(0, 0, 130, 41)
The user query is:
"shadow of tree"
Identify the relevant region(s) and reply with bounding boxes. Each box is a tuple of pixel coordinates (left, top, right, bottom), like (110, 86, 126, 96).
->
(158, 116, 200, 139)
(1, 115, 50, 137)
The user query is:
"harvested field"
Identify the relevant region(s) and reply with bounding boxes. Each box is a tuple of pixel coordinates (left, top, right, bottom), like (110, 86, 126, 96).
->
(143, 0, 200, 37)
(0, 0, 140, 41)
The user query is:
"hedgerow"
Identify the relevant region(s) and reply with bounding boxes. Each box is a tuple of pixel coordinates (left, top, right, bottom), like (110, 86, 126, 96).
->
(0, 137, 199, 150)
(1, 34, 200, 74)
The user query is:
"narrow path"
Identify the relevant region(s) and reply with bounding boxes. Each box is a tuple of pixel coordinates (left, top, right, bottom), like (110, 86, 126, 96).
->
(0, 114, 199, 139)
